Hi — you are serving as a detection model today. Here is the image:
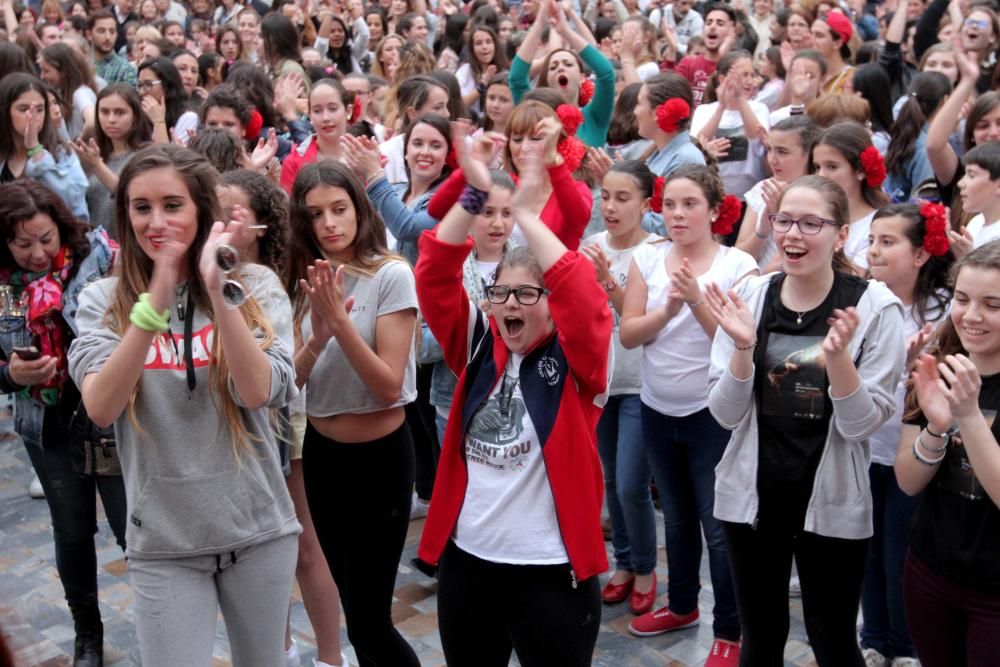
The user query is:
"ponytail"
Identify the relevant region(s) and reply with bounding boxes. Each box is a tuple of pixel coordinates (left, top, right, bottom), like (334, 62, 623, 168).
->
(886, 72, 951, 179)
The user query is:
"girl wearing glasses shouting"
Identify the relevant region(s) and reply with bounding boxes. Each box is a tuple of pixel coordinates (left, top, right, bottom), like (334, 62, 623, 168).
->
(619, 165, 756, 665)
(413, 124, 613, 666)
(705, 175, 906, 666)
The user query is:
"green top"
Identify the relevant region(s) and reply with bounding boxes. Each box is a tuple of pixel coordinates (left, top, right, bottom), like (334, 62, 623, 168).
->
(509, 44, 616, 148)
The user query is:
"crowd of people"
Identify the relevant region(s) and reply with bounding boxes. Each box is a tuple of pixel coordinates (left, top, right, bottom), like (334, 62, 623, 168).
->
(0, 0, 999, 665)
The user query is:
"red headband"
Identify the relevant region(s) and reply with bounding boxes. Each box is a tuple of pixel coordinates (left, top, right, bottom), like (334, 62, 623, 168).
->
(920, 202, 950, 256)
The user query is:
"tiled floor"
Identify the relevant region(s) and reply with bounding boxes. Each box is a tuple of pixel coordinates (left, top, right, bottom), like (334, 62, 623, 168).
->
(0, 427, 816, 666)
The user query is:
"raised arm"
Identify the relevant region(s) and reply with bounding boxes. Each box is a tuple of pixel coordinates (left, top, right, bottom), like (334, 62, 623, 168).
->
(927, 35, 977, 185)
(512, 0, 552, 103)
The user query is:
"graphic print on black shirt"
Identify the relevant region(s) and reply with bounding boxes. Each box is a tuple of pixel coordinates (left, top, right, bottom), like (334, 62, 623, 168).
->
(908, 372, 1000, 590)
(938, 410, 995, 501)
(762, 334, 827, 420)
(466, 371, 531, 471)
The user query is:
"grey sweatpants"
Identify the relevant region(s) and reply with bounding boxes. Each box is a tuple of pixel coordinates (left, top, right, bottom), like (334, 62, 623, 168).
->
(129, 534, 298, 667)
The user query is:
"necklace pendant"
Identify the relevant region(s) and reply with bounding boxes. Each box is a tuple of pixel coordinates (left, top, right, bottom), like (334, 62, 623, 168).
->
(796, 315, 802, 325)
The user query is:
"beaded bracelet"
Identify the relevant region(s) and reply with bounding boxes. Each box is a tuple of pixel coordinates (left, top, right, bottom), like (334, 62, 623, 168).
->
(129, 293, 170, 332)
(458, 184, 489, 215)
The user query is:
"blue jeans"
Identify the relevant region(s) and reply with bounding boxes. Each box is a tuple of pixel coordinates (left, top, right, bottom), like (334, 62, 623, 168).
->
(641, 403, 740, 642)
(596, 394, 656, 574)
(861, 463, 921, 659)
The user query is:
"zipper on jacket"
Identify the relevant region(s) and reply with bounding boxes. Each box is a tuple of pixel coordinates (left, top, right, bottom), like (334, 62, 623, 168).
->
(541, 450, 584, 589)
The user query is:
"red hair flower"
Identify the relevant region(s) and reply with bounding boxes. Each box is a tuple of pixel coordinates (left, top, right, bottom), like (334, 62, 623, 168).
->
(656, 99, 691, 134)
(920, 202, 951, 256)
(557, 136, 587, 173)
(556, 104, 584, 136)
(244, 108, 263, 142)
(578, 79, 594, 107)
(712, 195, 742, 236)
(649, 176, 666, 214)
(859, 146, 886, 188)
(349, 95, 363, 123)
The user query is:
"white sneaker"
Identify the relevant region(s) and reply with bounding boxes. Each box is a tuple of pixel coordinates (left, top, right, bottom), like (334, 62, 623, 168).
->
(788, 576, 801, 598)
(286, 638, 301, 667)
(314, 654, 350, 667)
(863, 647, 888, 667)
(29, 475, 44, 499)
(410, 493, 429, 520)
(890, 658, 920, 667)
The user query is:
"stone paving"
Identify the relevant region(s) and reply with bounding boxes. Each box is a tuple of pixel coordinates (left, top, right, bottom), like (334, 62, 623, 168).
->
(0, 427, 817, 666)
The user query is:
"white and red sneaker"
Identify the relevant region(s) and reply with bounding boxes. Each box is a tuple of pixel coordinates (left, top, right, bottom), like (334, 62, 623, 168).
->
(705, 639, 740, 667)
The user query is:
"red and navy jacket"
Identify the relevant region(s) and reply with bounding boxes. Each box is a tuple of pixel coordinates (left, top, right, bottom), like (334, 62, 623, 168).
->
(414, 229, 613, 582)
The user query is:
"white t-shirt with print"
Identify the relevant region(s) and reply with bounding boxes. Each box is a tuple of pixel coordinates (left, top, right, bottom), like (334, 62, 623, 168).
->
(583, 230, 661, 395)
(966, 213, 1000, 248)
(633, 242, 758, 417)
(691, 100, 771, 198)
(454, 353, 567, 564)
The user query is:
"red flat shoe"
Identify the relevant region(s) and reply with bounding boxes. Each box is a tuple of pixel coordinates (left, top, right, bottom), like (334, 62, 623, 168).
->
(629, 573, 657, 615)
(601, 575, 635, 603)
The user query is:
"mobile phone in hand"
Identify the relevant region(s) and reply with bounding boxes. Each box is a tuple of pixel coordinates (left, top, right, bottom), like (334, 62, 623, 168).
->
(12, 346, 41, 361)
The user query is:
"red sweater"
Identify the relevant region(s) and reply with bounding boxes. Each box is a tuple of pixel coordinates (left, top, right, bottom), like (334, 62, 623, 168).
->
(426, 162, 592, 251)
(414, 230, 612, 581)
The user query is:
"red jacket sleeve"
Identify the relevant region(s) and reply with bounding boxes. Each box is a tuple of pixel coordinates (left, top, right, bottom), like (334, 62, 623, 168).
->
(427, 169, 468, 221)
(415, 230, 478, 376)
(544, 162, 592, 251)
(544, 251, 612, 396)
(280, 151, 300, 194)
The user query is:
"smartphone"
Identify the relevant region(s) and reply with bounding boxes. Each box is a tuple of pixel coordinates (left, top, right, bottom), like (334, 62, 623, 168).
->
(12, 346, 41, 361)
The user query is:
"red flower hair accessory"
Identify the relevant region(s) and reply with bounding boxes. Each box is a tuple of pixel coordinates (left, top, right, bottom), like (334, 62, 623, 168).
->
(557, 104, 584, 136)
(656, 99, 691, 134)
(578, 79, 594, 107)
(649, 176, 666, 213)
(859, 146, 886, 188)
(244, 108, 263, 142)
(712, 195, 742, 236)
(920, 202, 950, 256)
(557, 136, 587, 173)
(348, 95, 363, 123)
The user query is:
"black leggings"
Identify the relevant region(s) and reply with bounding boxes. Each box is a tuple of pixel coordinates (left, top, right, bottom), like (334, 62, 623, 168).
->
(437, 541, 602, 667)
(302, 422, 419, 667)
(723, 492, 869, 667)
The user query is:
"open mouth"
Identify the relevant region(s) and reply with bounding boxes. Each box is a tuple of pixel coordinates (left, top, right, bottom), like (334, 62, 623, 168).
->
(784, 246, 808, 261)
(504, 316, 525, 336)
(557, 74, 569, 87)
(488, 231, 504, 239)
(415, 159, 434, 168)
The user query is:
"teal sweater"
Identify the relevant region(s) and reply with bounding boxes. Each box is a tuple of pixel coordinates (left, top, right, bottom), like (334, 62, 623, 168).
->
(509, 44, 616, 148)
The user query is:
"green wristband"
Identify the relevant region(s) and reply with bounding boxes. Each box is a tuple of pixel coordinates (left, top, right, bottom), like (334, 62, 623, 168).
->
(129, 293, 170, 332)
(26, 144, 44, 158)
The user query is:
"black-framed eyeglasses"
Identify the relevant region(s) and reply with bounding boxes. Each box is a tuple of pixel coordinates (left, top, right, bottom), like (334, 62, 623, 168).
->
(485, 284, 549, 305)
(768, 213, 838, 235)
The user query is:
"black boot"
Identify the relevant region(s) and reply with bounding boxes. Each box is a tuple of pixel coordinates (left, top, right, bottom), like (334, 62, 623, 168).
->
(70, 601, 104, 667)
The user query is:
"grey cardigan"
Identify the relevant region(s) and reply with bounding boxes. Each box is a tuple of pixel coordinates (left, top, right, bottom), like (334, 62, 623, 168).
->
(707, 273, 906, 540)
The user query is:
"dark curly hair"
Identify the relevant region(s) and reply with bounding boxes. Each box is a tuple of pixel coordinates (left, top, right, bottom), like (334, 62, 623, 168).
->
(198, 83, 253, 130)
(188, 127, 245, 173)
(218, 169, 288, 275)
(0, 179, 91, 278)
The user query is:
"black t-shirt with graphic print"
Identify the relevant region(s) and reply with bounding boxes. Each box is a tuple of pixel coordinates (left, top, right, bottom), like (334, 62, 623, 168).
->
(754, 272, 869, 498)
(907, 372, 1000, 591)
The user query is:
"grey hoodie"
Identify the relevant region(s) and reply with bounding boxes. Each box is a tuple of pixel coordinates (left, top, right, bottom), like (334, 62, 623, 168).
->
(68, 264, 301, 559)
(707, 273, 906, 540)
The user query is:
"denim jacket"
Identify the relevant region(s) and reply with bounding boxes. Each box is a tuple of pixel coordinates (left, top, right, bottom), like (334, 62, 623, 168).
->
(0, 228, 115, 447)
(365, 177, 439, 266)
(0, 148, 90, 221)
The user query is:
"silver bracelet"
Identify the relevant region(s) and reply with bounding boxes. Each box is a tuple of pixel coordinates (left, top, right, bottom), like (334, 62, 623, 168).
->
(918, 429, 949, 452)
(912, 437, 946, 466)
